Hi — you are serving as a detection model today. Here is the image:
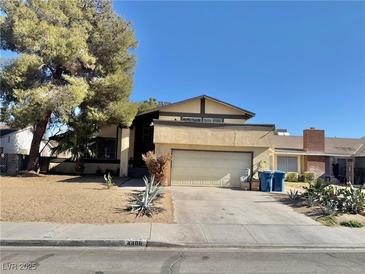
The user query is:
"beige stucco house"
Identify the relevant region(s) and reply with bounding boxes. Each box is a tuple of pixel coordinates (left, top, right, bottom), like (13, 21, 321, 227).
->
(50, 95, 365, 186)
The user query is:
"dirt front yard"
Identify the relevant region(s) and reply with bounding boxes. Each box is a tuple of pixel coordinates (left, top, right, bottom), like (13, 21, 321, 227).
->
(0, 175, 174, 224)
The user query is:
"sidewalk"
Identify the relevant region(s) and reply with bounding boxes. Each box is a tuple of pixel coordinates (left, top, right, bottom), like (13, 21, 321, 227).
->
(1, 221, 365, 248)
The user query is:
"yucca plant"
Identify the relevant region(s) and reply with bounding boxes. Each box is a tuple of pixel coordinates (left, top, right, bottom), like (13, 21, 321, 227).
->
(104, 172, 114, 189)
(287, 189, 300, 202)
(127, 176, 162, 217)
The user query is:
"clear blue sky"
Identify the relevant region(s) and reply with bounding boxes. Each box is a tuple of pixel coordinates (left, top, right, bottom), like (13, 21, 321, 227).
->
(1, 1, 364, 138)
(115, 1, 365, 138)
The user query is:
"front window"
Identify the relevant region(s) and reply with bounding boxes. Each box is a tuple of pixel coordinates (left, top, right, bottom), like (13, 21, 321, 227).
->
(181, 117, 202, 123)
(96, 138, 117, 159)
(203, 117, 224, 123)
(277, 156, 298, 172)
(181, 117, 224, 123)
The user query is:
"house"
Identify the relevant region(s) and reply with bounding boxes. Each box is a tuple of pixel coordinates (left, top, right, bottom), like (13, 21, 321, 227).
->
(0, 124, 56, 174)
(272, 131, 365, 185)
(49, 95, 365, 186)
(0, 124, 55, 157)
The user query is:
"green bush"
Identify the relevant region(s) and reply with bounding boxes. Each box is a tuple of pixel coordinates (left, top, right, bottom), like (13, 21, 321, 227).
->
(285, 172, 299, 182)
(304, 172, 316, 184)
(340, 220, 363, 228)
(317, 215, 337, 226)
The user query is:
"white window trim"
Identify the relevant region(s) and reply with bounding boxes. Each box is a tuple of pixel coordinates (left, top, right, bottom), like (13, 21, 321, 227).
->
(181, 117, 202, 123)
(276, 155, 300, 173)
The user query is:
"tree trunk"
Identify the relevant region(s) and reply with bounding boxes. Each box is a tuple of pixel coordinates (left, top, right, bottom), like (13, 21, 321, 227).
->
(26, 111, 52, 171)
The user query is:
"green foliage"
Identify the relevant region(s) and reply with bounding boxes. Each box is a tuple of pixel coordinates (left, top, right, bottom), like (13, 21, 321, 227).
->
(340, 220, 364, 228)
(303, 179, 328, 207)
(317, 216, 337, 226)
(137, 98, 159, 114)
(303, 180, 365, 215)
(337, 186, 365, 214)
(287, 189, 300, 202)
(104, 172, 114, 189)
(0, 0, 138, 169)
(51, 120, 97, 172)
(285, 172, 299, 182)
(127, 176, 162, 217)
(304, 172, 316, 184)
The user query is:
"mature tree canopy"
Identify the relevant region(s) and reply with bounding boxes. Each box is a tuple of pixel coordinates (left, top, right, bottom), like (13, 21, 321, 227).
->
(0, 0, 137, 170)
(137, 98, 159, 114)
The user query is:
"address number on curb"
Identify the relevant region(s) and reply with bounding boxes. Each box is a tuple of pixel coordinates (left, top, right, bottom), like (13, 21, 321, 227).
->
(126, 240, 144, 246)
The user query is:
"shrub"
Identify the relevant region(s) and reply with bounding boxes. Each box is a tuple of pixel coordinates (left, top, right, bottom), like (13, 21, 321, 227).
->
(142, 151, 172, 185)
(303, 178, 328, 206)
(317, 216, 337, 226)
(340, 220, 364, 228)
(285, 172, 299, 182)
(287, 189, 300, 201)
(305, 193, 317, 207)
(127, 176, 162, 217)
(321, 200, 338, 216)
(304, 172, 316, 184)
(298, 174, 305, 182)
(337, 186, 365, 214)
(104, 172, 114, 189)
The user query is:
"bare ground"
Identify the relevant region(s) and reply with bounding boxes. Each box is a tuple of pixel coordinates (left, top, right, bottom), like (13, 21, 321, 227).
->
(0, 175, 174, 224)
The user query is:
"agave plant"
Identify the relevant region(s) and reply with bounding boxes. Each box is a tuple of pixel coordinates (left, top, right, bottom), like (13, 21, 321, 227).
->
(127, 176, 162, 217)
(287, 189, 300, 202)
(104, 172, 114, 189)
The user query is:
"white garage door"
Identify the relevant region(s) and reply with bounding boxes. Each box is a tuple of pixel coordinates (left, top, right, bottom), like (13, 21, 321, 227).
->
(171, 150, 252, 187)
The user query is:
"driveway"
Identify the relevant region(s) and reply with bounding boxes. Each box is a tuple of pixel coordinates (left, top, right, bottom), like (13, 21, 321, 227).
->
(172, 187, 317, 225)
(170, 187, 365, 247)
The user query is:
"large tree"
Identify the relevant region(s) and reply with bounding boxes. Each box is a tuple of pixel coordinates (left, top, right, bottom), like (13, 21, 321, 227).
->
(0, 0, 137, 171)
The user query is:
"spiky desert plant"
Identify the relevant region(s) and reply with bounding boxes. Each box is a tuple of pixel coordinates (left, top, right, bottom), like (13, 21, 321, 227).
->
(127, 176, 162, 217)
(104, 172, 114, 189)
(287, 189, 300, 202)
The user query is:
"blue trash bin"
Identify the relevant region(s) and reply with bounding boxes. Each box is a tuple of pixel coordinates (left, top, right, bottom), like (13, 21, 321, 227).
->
(259, 171, 273, 192)
(272, 171, 285, 192)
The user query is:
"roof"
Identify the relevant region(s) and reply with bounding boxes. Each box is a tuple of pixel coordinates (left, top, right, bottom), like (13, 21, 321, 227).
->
(0, 124, 18, 137)
(272, 135, 365, 157)
(137, 95, 255, 118)
(153, 119, 275, 130)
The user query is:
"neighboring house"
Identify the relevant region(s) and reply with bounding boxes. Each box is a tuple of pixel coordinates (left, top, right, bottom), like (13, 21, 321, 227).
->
(50, 95, 365, 186)
(0, 124, 55, 157)
(272, 130, 365, 185)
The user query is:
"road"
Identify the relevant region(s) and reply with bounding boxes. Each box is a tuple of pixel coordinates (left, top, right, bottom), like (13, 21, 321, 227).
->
(1, 246, 365, 273)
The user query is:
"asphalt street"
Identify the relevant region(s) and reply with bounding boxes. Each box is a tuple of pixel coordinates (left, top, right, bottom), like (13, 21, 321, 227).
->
(1, 246, 365, 274)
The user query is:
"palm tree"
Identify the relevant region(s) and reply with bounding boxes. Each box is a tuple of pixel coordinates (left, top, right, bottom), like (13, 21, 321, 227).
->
(52, 122, 97, 173)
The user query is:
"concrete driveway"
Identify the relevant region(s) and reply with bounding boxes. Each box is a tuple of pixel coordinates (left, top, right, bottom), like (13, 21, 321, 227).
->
(172, 187, 317, 225)
(170, 187, 365, 247)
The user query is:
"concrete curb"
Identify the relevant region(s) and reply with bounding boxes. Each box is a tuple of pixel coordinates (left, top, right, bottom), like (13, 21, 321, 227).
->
(2, 239, 365, 250)
(0, 239, 147, 247)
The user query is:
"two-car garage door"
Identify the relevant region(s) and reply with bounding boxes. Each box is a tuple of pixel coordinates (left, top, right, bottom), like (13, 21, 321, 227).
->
(171, 150, 252, 187)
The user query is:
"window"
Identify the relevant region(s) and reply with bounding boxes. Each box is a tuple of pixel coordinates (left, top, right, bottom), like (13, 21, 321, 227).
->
(277, 156, 298, 172)
(181, 117, 202, 123)
(181, 117, 224, 123)
(203, 117, 224, 123)
(96, 138, 117, 159)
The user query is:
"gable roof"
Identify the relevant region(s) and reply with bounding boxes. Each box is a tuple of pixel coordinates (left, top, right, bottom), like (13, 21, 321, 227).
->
(0, 124, 18, 137)
(272, 135, 365, 157)
(137, 95, 255, 118)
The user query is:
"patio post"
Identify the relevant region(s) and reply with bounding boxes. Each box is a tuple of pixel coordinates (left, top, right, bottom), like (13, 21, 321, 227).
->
(119, 128, 130, 177)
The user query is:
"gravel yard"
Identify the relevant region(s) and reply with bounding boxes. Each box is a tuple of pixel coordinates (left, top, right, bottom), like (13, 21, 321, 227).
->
(0, 175, 173, 224)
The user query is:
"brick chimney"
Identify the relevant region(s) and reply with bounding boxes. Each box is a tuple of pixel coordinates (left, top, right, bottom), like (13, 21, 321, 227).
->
(303, 128, 326, 177)
(303, 127, 325, 152)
